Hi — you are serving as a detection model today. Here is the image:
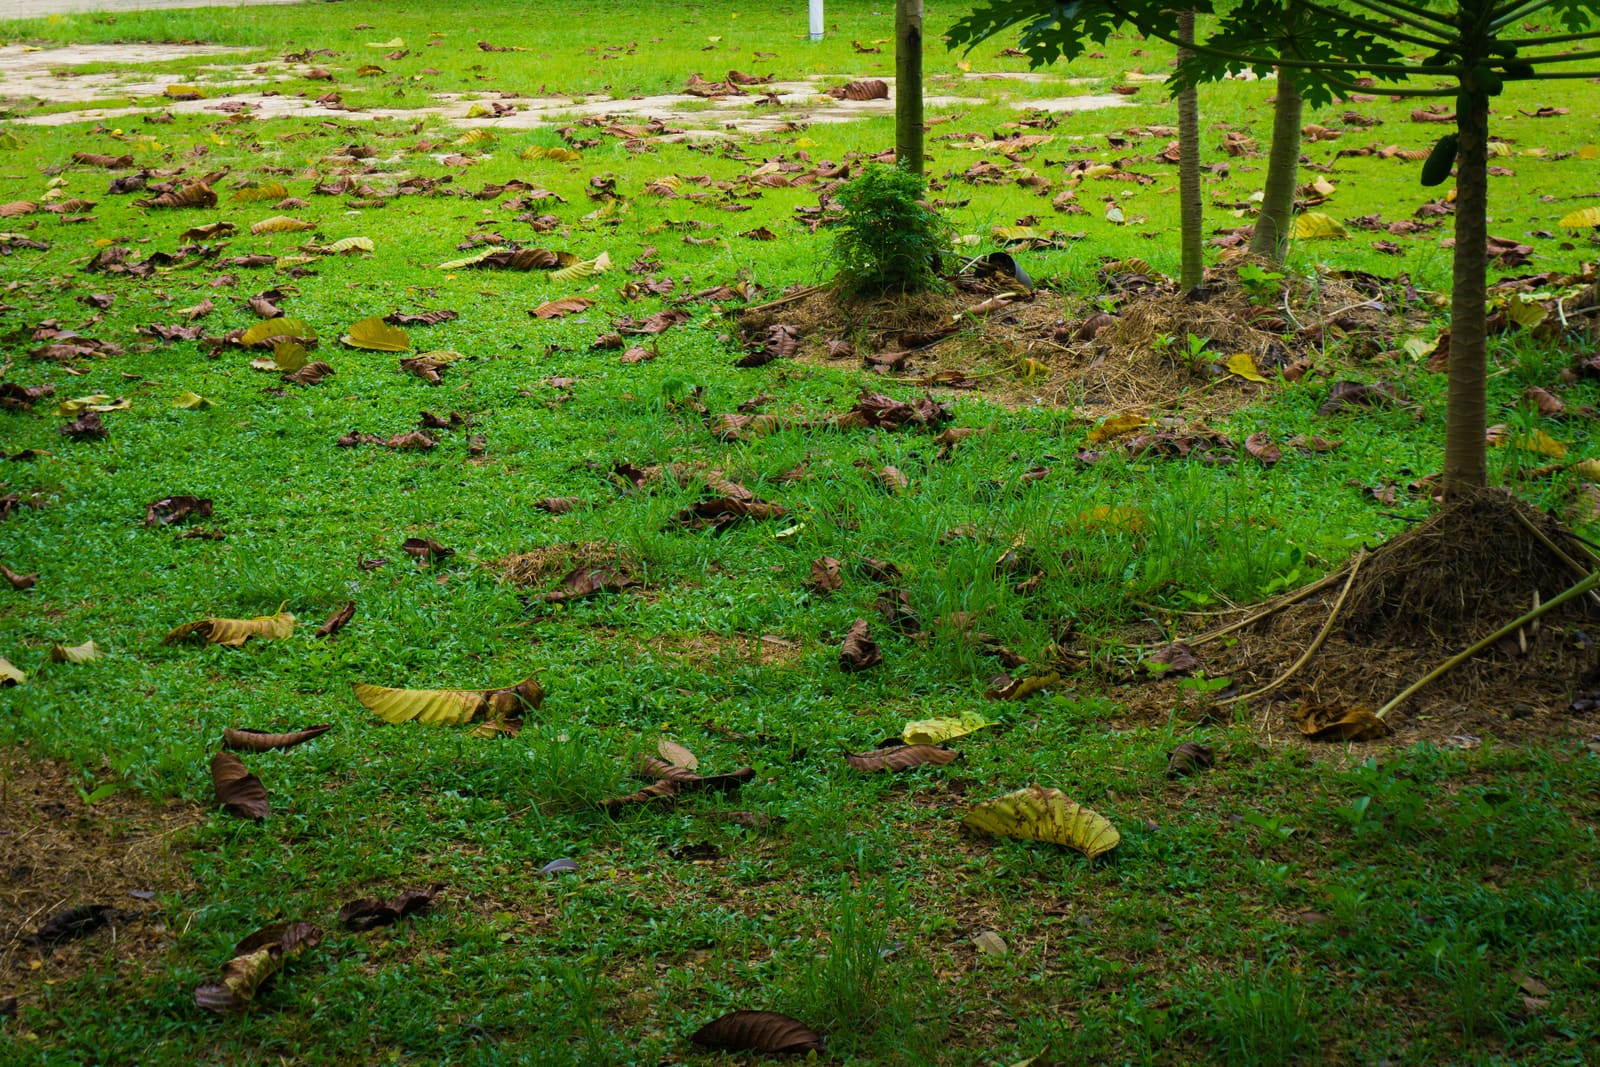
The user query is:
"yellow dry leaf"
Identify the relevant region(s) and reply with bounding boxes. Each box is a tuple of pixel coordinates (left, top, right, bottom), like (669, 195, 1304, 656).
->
(164, 85, 204, 100)
(1310, 177, 1336, 196)
(341, 317, 410, 352)
(1087, 412, 1146, 443)
(1571, 458, 1600, 480)
(1018, 358, 1049, 380)
(240, 318, 316, 347)
(961, 785, 1121, 859)
(1511, 429, 1567, 459)
(49, 640, 100, 664)
(436, 249, 492, 270)
(0, 657, 25, 686)
(1291, 212, 1347, 240)
(231, 183, 288, 203)
(1558, 207, 1600, 229)
(366, 37, 404, 47)
(318, 236, 374, 254)
(56, 394, 110, 416)
(521, 146, 582, 162)
(1225, 352, 1271, 383)
(173, 391, 211, 410)
(1578, 145, 1599, 161)
(164, 611, 296, 648)
(350, 675, 542, 727)
(454, 129, 495, 146)
(992, 225, 1044, 242)
(902, 711, 996, 746)
(1073, 505, 1147, 533)
(273, 340, 309, 371)
(251, 215, 315, 235)
(549, 251, 611, 284)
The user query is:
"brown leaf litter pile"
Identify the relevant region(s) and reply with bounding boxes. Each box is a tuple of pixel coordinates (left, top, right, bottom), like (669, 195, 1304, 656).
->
(734, 257, 1422, 416)
(1, 747, 199, 1016)
(1111, 490, 1600, 746)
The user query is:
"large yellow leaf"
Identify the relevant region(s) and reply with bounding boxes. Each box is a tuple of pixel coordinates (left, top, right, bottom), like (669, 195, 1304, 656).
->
(164, 611, 296, 647)
(0, 656, 25, 685)
(961, 785, 1121, 858)
(1226, 352, 1271, 383)
(1577, 145, 1598, 161)
(231, 183, 288, 204)
(1291, 212, 1347, 240)
(454, 129, 495, 147)
(173, 391, 212, 410)
(350, 675, 542, 728)
(273, 340, 309, 371)
(1087, 412, 1145, 443)
(549, 251, 611, 284)
(1073, 505, 1146, 532)
(342, 317, 410, 352)
(49, 640, 101, 664)
(902, 710, 996, 746)
(366, 37, 404, 47)
(1503, 295, 1548, 330)
(1559, 207, 1600, 229)
(522, 146, 582, 162)
(316, 236, 374, 254)
(251, 215, 316, 235)
(1571, 458, 1600, 480)
(240, 318, 316, 347)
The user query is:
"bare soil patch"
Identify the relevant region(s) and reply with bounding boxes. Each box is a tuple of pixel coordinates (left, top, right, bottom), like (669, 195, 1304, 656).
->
(0, 746, 199, 1013)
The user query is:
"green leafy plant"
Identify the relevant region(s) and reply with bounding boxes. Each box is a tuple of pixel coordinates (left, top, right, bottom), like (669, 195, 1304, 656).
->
(1235, 262, 1285, 306)
(831, 163, 950, 296)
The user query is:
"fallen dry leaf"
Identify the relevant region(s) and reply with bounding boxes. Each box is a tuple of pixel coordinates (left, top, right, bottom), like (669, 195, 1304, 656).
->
(839, 619, 882, 672)
(211, 752, 270, 820)
(145, 496, 213, 527)
(165, 610, 295, 647)
(690, 1011, 823, 1054)
(194, 921, 320, 1013)
(962, 785, 1120, 858)
(47, 640, 99, 663)
(401, 537, 453, 563)
(338, 883, 445, 931)
(2, 563, 38, 591)
(530, 296, 596, 319)
(844, 744, 962, 772)
(1166, 741, 1215, 778)
(543, 565, 639, 604)
(1294, 702, 1393, 741)
(314, 601, 355, 638)
(221, 725, 333, 752)
(806, 556, 843, 593)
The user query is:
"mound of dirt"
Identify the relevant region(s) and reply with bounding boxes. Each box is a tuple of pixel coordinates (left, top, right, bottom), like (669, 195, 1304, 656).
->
(1113, 491, 1600, 746)
(1, 747, 198, 1016)
(734, 258, 1423, 416)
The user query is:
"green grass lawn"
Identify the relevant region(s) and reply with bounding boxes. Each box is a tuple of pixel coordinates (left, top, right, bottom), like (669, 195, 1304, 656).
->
(2, 1, 1599, 1063)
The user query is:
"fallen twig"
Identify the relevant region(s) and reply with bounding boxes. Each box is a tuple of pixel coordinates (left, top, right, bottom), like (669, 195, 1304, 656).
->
(1231, 550, 1366, 705)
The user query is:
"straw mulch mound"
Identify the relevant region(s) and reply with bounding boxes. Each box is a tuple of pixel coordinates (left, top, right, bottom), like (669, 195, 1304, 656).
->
(1112, 490, 1600, 747)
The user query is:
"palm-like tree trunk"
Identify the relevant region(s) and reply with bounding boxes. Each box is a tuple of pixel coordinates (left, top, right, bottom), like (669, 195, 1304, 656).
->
(895, 0, 925, 175)
(1177, 10, 1203, 290)
(1442, 86, 1490, 495)
(1248, 71, 1302, 261)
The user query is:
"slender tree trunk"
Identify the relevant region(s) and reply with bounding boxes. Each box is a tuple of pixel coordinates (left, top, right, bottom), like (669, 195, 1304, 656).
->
(1249, 71, 1302, 262)
(895, 0, 924, 175)
(1442, 86, 1490, 496)
(1177, 10, 1203, 291)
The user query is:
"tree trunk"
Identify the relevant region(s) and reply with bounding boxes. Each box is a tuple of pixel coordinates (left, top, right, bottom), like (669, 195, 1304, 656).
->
(895, 0, 924, 175)
(1249, 71, 1302, 262)
(1442, 87, 1491, 496)
(1177, 10, 1203, 291)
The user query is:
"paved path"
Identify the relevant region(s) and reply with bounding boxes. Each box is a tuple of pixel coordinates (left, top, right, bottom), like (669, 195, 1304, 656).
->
(2, 0, 302, 19)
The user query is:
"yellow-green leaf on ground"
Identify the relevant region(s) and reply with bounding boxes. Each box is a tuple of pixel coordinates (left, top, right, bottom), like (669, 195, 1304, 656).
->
(436, 249, 492, 270)
(350, 676, 543, 728)
(316, 236, 374, 254)
(240, 318, 316, 347)
(0, 656, 24, 685)
(342, 317, 410, 352)
(522, 146, 582, 162)
(231, 183, 288, 204)
(1503, 295, 1548, 330)
(49, 640, 100, 664)
(366, 37, 404, 48)
(174, 391, 212, 410)
(251, 215, 316, 235)
(1225, 352, 1271, 383)
(961, 785, 1121, 859)
(1291, 212, 1347, 240)
(1558, 207, 1600, 229)
(1572, 458, 1600, 480)
(549, 251, 611, 284)
(454, 129, 495, 147)
(902, 710, 996, 746)
(164, 611, 296, 647)
(164, 85, 204, 100)
(1072, 505, 1147, 533)
(1087, 412, 1146, 443)
(1511, 428, 1567, 459)
(1577, 145, 1598, 161)
(273, 340, 309, 371)
(56, 394, 110, 415)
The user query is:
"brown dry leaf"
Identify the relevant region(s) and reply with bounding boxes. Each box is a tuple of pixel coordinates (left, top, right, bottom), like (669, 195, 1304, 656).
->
(164, 610, 295, 647)
(874, 465, 909, 493)
(635, 754, 755, 793)
(844, 744, 962, 772)
(839, 619, 882, 672)
(543, 565, 639, 604)
(1318, 380, 1407, 415)
(3, 563, 38, 591)
(194, 922, 320, 1013)
(0, 383, 56, 412)
(1294, 702, 1393, 741)
(737, 323, 799, 368)
(1166, 741, 1215, 778)
(620, 346, 655, 364)
(530, 296, 596, 319)
(0, 657, 26, 686)
(691, 1011, 823, 1054)
(284, 361, 334, 385)
(384, 430, 438, 451)
(314, 601, 355, 638)
(1244, 433, 1283, 468)
(600, 779, 679, 812)
(134, 183, 216, 210)
(856, 557, 903, 583)
(145, 495, 213, 527)
(222, 725, 333, 752)
(60, 412, 108, 440)
(1147, 641, 1200, 676)
(210, 752, 270, 820)
(962, 785, 1120, 858)
(401, 537, 453, 562)
(806, 556, 843, 593)
(985, 672, 1060, 700)
(534, 497, 578, 514)
(874, 588, 921, 634)
(338, 883, 445, 932)
(669, 496, 788, 532)
(827, 79, 889, 101)
(1523, 385, 1564, 417)
(386, 309, 459, 326)
(619, 308, 691, 335)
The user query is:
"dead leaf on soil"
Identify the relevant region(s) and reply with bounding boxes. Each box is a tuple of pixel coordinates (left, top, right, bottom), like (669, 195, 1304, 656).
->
(164, 610, 295, 647)
(338, 883, 445, 931)
(210, 752, 270, 820)
(3, 563, 38, 591)
(530, 296, 596, 319)
(222, 725, 333, 753)
(401, 537, 453, 562)
(962, 785, 1120, 858)
(690, 1010, 823, 1054)
(635, 754, 755, 793)
(806, 556, 843, 593)
(985, 672, 1060, 700)
(1166, 741, 1215, 778)
(1294, 702, 1393, 741)
(658, 738, 699, 770)
(145, 495, 213, 527)
(737, 323, 799, 368)
(839, 618, 882, 672)
(134, 183, 216, 210)
(194, 921, 321, 1013)
(47, 640, 100, 664)
(351, 676, 543, 731)
(903, 710, 996, 745)
(29, 904, 115, 946)
(1147, 641, 1200, 676)
(314, 601, 355, 638)
(0, 657, 25, 685)
(601, 779, 680, 812)
(827, 79, 889, 101)
(342, 317, 410, 352)
(544, 565, 640, 604)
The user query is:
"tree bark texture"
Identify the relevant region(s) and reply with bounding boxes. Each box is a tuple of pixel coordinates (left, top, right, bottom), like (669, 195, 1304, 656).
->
(1249, 72, 1302, 262)
(1443, 86, 1491, 495)
(895, 0, 924, 175)
(1177, 10, 1203, 290)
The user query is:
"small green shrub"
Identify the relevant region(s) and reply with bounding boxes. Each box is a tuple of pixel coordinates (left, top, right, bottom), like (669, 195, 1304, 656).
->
(831, 163, 949, 296)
